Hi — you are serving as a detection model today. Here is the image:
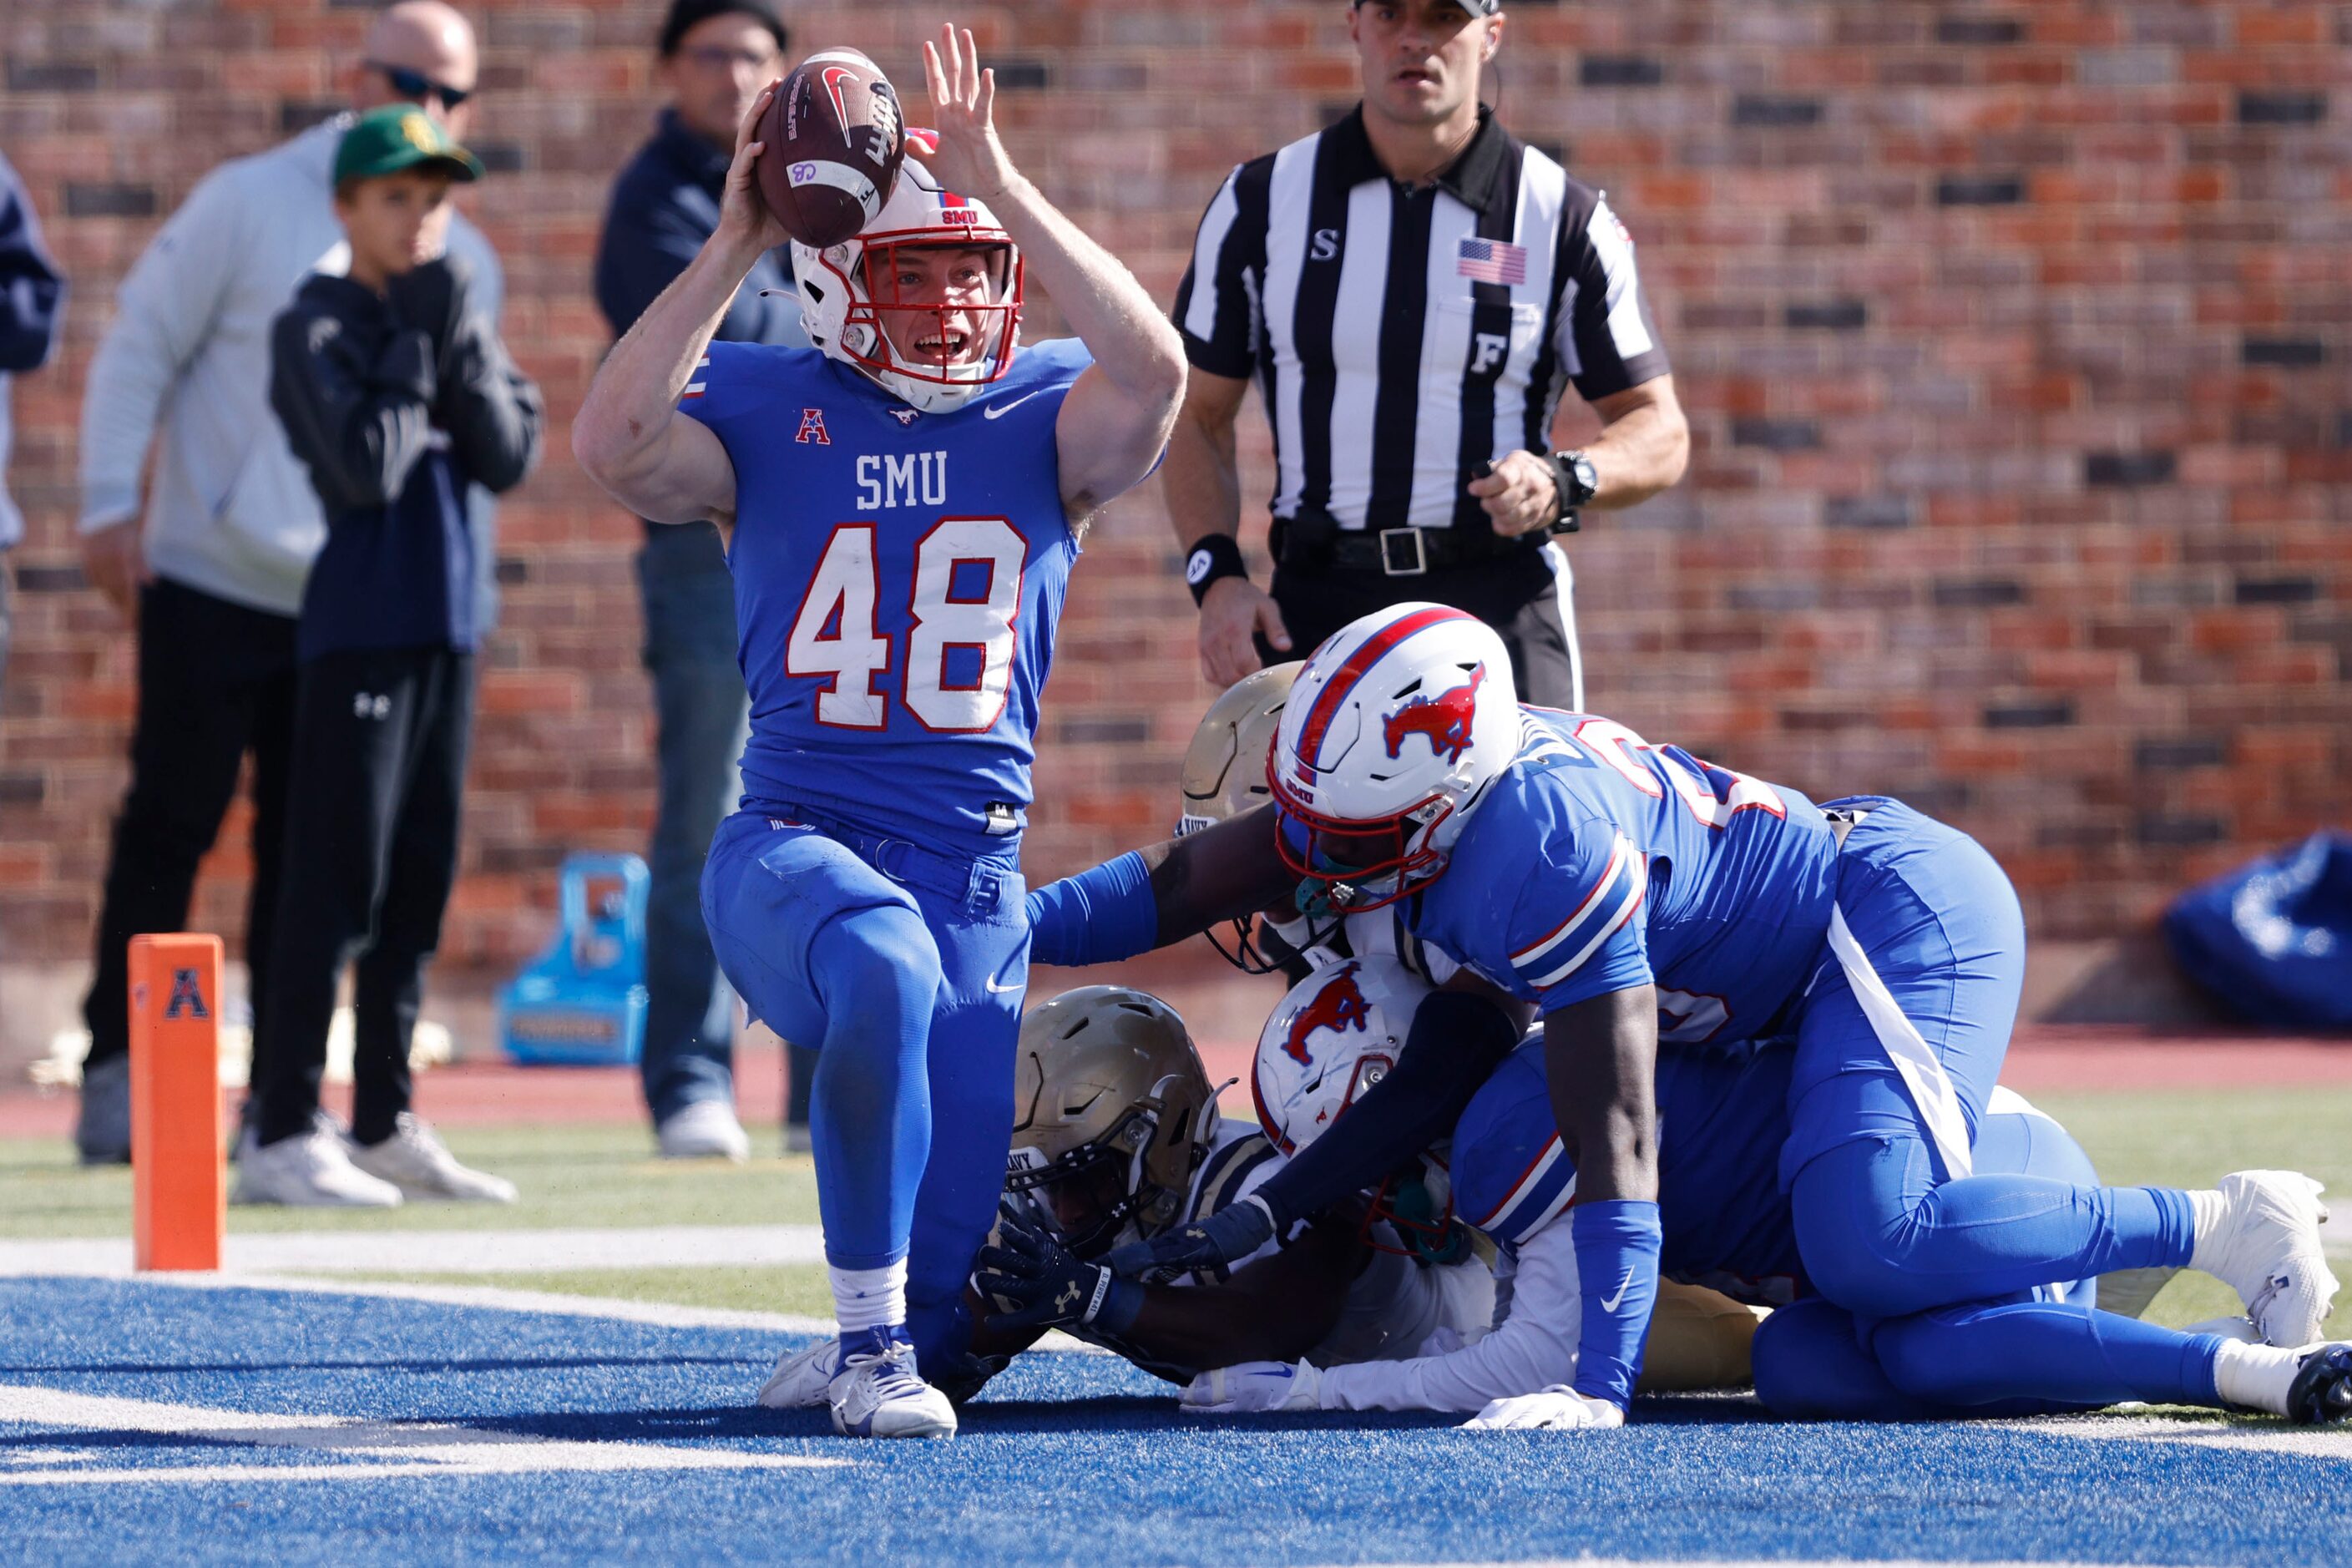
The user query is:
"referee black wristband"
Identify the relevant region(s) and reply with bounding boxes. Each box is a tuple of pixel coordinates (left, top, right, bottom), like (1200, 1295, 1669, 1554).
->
(1183, 534, 1248, 607)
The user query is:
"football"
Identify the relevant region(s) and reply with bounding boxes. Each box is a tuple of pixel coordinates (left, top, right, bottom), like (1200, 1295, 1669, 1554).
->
(756, 48, 907, 249)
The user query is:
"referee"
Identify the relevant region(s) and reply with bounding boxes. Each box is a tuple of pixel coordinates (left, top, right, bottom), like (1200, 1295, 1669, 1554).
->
(1168, 0, 1689, 705)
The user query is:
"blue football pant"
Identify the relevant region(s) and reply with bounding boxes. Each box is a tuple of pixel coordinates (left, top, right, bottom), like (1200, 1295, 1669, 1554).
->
(1756, 1110, 2227, 1419)
(702, 811, 1025, 1368)
(1784, 801, 2195, 1321)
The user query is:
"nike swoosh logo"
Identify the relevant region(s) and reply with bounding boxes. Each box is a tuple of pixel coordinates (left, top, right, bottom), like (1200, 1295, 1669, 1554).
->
(1261, 1365, 1294, 1380)
(1599, 1265, 1636, 1313)
(982, 388, 1051, 420)
(984, 976, 1023, 994)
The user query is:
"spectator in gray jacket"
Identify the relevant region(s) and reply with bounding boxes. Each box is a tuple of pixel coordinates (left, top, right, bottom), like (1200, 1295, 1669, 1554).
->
(73, 0, 503, 1164)
(0, 149, 65, 693)
(592, 0, 808, 1164)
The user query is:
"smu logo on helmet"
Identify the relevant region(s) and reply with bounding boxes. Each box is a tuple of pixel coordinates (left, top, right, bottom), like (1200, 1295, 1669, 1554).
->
(1283, 961, 1370, 1065)
(938, 207, 980, 226)
(1383, 664, 1486, 765)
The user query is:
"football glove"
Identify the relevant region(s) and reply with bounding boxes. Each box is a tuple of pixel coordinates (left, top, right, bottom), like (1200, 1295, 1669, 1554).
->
(974, 1216, 1141, 1333)
(1181, 1360, 1323, 1415)
(1463, 1386, 1626, 1431)
(1106, 1193, 1276, 1280)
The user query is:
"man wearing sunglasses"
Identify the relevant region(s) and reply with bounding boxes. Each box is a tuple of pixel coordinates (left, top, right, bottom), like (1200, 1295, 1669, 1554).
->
(593, 0, 810, 1166)
(71, 0, 507, 1173)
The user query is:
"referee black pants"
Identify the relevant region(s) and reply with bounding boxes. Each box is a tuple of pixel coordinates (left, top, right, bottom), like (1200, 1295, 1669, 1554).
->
(250, 645, 473, 1148)
(1262, 541, 1585, 710)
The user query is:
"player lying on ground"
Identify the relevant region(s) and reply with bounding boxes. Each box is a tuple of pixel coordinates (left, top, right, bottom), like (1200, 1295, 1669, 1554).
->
(1190, 1025, 2352, 1427)
(755, 981, 1494, 1407)
(572, 26, 1184, 1439)
(1026, 602, 2342, 1427)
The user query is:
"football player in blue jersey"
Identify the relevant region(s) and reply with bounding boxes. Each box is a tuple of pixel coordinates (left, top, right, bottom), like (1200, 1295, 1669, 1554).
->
(1026, 601, 2339, 1429)
(573, 26, 1185, 1439)
(1186, 1031, 2352, 1427)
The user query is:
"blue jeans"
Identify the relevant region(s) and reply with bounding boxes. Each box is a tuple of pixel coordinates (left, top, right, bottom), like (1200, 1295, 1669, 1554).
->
(637, 524, 751, 1124)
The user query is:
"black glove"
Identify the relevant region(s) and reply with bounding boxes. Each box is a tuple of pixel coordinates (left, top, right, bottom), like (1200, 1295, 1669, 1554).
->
(385, 255, 476, 371)
(975, 1217, 1142, 1333)
(375, 327, 439, 404)
(1105, 1193, 1276, 1282)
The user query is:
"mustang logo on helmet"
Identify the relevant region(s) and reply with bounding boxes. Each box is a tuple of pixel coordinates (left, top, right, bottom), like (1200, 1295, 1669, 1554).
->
(1383, 664, 1487, 766)
(1282, 961, 1370, 1065)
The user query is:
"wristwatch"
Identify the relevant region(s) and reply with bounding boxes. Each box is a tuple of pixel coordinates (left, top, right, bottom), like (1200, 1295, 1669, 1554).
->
(1544, 449, 1597, 534)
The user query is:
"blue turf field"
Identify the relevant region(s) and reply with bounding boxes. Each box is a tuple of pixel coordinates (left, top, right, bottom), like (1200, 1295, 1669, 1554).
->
(3, 1277, 2349, 1565)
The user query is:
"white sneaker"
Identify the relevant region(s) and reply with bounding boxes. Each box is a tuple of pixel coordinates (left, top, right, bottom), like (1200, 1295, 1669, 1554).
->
(231, 1125, 403, 1208)
(827, 1328, 957, 1439)
(658, 1100, 751, 1162)
(2198, 1171, 2339, 1348)
(348, 1114, 518, 1203)
(757, 1338, 838, 1409)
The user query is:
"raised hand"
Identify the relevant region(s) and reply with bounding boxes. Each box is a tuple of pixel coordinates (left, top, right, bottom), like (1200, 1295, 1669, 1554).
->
(919, 23, 1017, 201)
(718, 79, 792, 259)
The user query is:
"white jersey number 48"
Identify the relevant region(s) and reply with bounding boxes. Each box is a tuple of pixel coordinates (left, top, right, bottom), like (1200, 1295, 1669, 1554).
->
(787, 517, 1026, 731)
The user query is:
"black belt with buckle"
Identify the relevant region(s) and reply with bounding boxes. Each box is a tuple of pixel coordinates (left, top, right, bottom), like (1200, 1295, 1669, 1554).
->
(1270, 511, 1546, 578)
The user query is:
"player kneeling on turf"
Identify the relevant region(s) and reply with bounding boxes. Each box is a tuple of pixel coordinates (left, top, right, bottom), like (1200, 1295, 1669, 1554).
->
(572, 27, 1183, 1439)
(756, 981, 1495, 1409)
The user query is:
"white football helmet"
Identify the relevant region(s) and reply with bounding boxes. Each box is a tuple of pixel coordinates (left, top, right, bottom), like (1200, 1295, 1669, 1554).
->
(1251, 957, 1431, 1156)
(790, 134, 1024, 413)
(1269, 604, 1520, 910)
(1252, 956, 1466, 1262)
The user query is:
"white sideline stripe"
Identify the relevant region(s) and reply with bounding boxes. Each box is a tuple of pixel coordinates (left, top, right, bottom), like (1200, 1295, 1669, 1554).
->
(2005, 1410, 2352, 1459)
(0, 1224, 830, 1278)
(0, 1383, 845, 1485)
(1826, 903, 1975, 1181)
(10, 1266, 1110, 1355)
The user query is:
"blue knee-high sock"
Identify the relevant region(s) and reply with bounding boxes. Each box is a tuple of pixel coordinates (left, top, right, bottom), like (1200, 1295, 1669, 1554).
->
(807, 904, 940, 1276)
(1794, 1139, 2199, 1319)
(1875, 1301, 2225, 1410)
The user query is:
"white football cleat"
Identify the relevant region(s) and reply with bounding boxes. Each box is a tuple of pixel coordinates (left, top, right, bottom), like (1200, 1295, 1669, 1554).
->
(658, 1100, 751, 1162)
(827, 1328, 956, 1439)
(348, 1114, 518, 1203)
(2198, 1171, 2338, 1348)
(231, 1125, 403, 1208)
(757, 1338, 837, 1409)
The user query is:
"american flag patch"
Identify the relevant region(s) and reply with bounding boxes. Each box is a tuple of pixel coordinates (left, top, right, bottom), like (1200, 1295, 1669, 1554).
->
(681, 354, 710, 399)
(1457, 236, 1527, 286)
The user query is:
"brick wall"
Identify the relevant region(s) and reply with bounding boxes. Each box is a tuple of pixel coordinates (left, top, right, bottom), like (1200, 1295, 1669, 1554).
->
(1, 0, 2345, 972)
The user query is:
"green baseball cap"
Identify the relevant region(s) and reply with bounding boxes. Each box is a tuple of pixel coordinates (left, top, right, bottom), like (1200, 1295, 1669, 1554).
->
(333, 104, 485, 187)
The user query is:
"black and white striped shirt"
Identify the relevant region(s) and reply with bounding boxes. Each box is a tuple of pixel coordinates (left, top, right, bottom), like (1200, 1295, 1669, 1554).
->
(1173, 106, 1670, 535)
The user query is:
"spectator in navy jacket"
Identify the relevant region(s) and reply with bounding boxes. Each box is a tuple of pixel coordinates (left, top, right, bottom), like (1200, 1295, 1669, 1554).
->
(594, 0, 812, 1164)
(248, 106, 541, 1208)
(0, 150, 64, 695)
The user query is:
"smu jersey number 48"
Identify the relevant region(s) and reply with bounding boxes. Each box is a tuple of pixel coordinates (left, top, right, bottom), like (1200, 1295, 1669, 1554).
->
(681, 338, 1095, 859)
(789, 516, 1027, 733)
